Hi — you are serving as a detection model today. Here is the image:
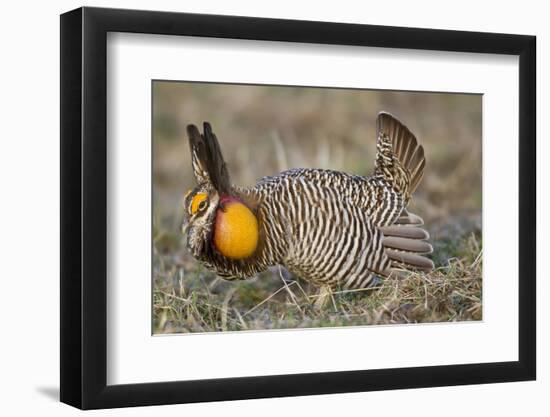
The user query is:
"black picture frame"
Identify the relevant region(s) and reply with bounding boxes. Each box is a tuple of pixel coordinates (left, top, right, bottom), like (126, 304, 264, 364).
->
(60, 6, 536, 410)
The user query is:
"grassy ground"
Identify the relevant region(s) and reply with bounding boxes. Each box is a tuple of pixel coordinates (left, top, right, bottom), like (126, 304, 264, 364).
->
(153, 219, 482, 333)
(152, 82, 483, 334)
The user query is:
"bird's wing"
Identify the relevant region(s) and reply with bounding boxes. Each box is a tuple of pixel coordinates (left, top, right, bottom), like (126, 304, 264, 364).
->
(379, 209, 434, 271)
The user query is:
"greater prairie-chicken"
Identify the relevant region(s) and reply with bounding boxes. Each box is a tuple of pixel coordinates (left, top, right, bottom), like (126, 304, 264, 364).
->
(181, 112, 433, 291)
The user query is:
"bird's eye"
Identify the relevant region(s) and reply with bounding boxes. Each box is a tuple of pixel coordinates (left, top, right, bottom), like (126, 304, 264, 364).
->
(198, 200, 208, 211)
(190, 193, 208, 215)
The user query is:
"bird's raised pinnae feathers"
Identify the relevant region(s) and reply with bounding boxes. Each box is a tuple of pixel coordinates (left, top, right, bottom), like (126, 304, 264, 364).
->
(187, 122, 232, 194)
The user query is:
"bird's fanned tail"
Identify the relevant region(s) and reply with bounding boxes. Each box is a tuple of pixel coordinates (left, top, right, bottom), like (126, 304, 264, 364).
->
(375, 112, 426, 200)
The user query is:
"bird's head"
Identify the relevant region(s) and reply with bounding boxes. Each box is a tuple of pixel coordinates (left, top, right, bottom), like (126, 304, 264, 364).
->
(182, 123, 259, 261)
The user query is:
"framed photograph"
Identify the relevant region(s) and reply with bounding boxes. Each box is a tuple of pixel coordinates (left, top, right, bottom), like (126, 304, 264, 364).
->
(60, 6, 536, 409)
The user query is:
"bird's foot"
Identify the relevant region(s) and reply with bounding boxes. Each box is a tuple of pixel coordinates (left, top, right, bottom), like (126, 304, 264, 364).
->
(314, 285, 333, 310)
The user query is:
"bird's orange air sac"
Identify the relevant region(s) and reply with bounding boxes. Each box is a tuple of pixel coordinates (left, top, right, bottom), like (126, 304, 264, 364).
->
(213, 197, 259, 260)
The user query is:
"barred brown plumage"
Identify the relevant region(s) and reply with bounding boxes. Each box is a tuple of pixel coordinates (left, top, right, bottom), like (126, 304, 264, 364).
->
(181, 112, 434, 291)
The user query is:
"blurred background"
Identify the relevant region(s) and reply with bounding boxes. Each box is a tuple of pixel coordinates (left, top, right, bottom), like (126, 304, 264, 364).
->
(152, 81, 482, 333)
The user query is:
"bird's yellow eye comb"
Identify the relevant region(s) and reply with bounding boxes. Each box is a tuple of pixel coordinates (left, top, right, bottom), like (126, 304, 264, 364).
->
(190, 193, 208, 214)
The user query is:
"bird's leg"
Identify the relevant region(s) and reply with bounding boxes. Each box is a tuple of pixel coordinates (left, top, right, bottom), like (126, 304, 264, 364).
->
(314, 284, 333, 310)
